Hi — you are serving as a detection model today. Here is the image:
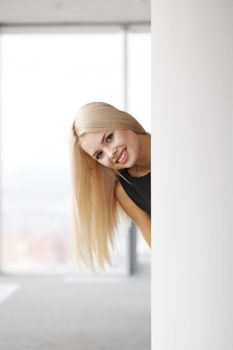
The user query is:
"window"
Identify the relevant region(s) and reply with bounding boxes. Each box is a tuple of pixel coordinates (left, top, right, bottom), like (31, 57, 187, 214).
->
(0, 27, 150, 274)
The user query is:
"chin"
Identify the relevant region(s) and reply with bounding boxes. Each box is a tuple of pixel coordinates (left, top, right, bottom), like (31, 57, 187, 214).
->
(127, 159, 136, 168)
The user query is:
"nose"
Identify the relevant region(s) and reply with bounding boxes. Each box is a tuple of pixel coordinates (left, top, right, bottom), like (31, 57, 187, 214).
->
(105, 147, 117, 161)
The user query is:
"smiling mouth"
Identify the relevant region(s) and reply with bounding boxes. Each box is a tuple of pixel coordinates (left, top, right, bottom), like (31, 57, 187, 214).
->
(116, 148, 128, 164)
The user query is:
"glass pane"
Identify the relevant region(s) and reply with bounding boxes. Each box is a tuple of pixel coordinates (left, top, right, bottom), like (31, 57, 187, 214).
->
(1, 31, 126, 274)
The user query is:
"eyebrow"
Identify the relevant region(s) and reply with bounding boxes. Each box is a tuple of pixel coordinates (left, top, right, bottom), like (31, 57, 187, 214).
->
(91, 132, 106, 158)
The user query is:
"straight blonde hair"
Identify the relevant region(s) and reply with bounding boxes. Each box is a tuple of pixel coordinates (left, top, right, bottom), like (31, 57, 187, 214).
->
(70, 102, 149, 271)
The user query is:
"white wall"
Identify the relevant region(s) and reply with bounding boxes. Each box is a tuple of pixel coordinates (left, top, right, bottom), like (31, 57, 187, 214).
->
(152, 0, 233, 349)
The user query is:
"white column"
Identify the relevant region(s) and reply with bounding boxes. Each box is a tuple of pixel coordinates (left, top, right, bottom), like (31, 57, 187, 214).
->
(152, 0, 233, 349)
(0, 30, 2, 274)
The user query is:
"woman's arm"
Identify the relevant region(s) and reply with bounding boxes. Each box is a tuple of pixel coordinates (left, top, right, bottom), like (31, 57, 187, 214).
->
(115, 182, 151, 247)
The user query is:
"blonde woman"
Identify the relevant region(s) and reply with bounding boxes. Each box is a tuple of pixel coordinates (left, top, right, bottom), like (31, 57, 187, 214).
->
(71, 101, 151, 271)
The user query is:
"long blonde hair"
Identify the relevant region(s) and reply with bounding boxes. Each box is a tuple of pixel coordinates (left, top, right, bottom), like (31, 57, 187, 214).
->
(71, 102, 148, 271)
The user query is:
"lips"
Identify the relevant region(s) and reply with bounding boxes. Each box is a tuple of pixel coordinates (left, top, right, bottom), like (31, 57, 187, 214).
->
(116, 148, 128, 164)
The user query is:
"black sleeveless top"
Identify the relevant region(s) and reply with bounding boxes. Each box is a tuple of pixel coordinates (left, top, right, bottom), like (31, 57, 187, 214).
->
(119, 168, 151, 217)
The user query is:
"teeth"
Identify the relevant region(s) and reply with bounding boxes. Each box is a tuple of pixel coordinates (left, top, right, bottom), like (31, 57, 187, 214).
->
(118, 149, 126, 163)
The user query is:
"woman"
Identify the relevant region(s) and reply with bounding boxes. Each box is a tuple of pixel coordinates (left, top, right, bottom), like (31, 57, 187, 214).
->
(71, 101, 151, 271)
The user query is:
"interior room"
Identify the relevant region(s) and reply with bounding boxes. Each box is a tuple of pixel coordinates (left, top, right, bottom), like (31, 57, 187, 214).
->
(0, 1, 151, 349)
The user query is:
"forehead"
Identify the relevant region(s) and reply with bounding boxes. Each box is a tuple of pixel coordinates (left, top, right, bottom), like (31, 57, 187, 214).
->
(80, 131, 105, 155)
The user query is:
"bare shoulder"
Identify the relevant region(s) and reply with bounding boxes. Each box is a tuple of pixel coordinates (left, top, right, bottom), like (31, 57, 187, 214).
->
(114, 181, 132, 207)
(114, 181, 146, 215)
(115, 181, 140, 212)
(114, 181, 151, 247)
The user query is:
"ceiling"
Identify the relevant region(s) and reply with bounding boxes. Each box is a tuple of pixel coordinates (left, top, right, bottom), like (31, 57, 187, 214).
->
(0, 0, 151, 25)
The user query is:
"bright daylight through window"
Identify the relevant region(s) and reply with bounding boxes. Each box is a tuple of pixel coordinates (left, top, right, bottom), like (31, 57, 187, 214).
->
(1, 28, 150, 274)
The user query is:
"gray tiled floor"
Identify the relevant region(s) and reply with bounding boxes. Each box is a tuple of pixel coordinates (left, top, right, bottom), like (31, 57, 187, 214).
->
(0, 273, 151, 350)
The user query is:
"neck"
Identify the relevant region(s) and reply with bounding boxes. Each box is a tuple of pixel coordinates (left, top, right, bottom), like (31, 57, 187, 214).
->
(129, 133, 151, 176)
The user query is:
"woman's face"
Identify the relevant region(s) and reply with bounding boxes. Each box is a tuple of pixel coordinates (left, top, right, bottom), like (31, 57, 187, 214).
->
(80, 129, 139, 170)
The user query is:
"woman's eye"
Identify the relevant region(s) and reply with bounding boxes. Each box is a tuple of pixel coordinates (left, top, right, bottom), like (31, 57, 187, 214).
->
(106, 133, 113, 143)
(96, 151, 103, 160)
